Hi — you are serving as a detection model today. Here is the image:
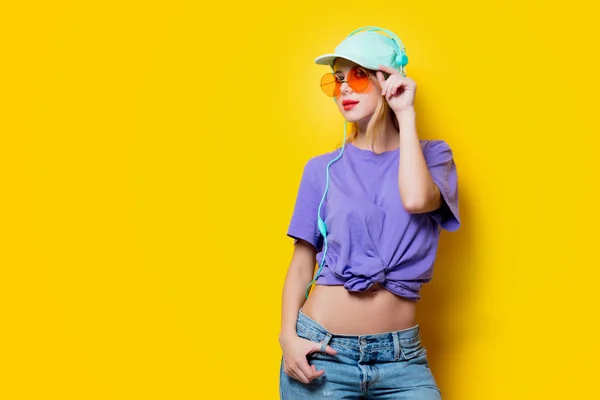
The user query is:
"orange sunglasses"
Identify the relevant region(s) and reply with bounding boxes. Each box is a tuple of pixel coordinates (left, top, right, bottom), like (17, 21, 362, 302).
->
(320, 66, 374, 98)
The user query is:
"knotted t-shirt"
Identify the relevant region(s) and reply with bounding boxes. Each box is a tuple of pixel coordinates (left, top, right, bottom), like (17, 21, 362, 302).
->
(287, 140, 460, 301)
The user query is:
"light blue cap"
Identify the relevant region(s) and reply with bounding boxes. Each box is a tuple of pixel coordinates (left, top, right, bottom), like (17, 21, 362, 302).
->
(314, 26, 408, 76)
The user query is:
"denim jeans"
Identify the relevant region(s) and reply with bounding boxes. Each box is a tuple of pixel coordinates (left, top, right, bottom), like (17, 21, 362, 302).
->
(280, 310, 442, 399)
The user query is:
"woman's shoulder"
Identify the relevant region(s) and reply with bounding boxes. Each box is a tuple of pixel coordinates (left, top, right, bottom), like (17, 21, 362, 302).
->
(420, 139, 453, 152)
(421, 139, 450, 150)
(294, 147, 344, 190)
(302, 147, 344, 171)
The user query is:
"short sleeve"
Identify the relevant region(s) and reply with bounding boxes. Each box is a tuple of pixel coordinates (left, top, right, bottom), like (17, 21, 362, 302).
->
(286, 158, 324, 250)
(424, 140, 460, 232)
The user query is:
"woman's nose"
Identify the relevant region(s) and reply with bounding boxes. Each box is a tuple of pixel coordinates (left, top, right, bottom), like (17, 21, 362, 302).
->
(340, 81, 352, 94)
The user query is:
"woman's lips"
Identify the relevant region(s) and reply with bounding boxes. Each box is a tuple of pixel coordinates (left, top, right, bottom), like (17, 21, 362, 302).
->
(343, 100, 359, 111)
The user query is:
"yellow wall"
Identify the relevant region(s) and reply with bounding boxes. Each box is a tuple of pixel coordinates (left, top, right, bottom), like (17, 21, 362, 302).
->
(2, 1, 598, 398)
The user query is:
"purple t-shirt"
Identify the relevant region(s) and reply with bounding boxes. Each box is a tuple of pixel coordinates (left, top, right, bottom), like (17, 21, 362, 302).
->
(287, 140, 460, 301)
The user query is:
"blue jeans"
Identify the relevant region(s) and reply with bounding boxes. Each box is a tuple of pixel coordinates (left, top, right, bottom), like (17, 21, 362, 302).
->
(279, 310, 442, 399)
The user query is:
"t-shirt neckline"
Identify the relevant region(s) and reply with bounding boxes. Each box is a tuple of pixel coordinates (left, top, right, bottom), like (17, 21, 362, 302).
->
(346, 142, 399, 157)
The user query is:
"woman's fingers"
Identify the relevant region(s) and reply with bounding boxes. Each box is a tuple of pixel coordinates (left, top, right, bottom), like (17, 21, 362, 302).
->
(287, 356, 325, 383)
(382, 75, 398, 96)
(376, 71, 386, 89)
(282, 337, 336, 384)
(378, 64, 398, 75)
(384, 76, 406, 98)
(293, 363, 311, 384)
(377, 65, 412, 98)
(283, 362, 300, 382)
(284, 357, 318, 384)
(297, 358, 321, 382)
(311, 364, 325, 378)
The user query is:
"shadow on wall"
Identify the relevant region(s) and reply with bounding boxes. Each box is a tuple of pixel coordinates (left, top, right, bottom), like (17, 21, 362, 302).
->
(417, 149, 476, 399)
(414, 95, 478, 398)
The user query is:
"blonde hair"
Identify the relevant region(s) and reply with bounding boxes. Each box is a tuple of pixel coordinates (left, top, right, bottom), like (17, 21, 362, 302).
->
(337, 70, 399, 154)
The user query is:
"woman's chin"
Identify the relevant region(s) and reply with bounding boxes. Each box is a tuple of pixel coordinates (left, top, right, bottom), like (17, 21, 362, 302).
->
(339, 106, 373, 123)
(341, 111, 364, 123)
(343, 113, 369, 124)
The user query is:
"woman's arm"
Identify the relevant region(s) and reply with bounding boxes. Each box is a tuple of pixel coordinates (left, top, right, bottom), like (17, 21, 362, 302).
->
(279, 240, 337, 384)
(279, 240, 316, 340)
(397, 108, 443, 213)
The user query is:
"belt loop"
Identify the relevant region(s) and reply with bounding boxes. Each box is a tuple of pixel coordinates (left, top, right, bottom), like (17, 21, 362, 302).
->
(393, 332, 400, 360)
(320, 333, 333, 353)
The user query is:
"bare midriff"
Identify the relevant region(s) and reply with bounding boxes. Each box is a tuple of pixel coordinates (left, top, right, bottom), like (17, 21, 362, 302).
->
(301, 283, 417, 335)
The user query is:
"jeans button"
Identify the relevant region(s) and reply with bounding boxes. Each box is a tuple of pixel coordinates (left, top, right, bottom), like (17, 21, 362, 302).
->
(360, 338, 367, 346)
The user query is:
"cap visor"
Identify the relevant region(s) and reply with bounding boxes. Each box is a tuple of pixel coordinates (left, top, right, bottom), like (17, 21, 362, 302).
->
(314, 53, 378, 70)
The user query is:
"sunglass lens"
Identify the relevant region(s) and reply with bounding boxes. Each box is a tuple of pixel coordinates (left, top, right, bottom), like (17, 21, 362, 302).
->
(320, 73, 340, 97)
(348, 67, 370, 93)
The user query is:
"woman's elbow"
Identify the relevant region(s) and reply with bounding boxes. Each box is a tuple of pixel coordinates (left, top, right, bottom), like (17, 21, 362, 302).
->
(402, 190, 443, 214)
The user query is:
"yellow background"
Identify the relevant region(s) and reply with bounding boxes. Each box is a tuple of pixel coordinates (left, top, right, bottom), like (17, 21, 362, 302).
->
(2, 1, 598, 399)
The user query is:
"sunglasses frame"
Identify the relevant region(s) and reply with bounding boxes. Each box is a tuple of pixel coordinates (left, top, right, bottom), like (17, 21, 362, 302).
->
(320, 66, 376, 97)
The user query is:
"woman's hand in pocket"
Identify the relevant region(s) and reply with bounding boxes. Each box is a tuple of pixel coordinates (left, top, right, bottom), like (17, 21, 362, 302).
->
(279, 334, 337, 384)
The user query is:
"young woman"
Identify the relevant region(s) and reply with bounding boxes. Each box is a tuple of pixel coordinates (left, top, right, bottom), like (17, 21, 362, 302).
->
(279, 26, 460, 399)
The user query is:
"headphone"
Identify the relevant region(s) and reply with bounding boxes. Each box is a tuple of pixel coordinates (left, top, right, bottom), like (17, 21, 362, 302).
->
(305, 26, 406, 298)
(330, 26, 408, 103)
(346, 26, 409, 71)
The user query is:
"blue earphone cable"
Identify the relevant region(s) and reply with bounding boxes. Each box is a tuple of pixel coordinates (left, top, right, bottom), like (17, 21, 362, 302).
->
(305, 118, 347, 299)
